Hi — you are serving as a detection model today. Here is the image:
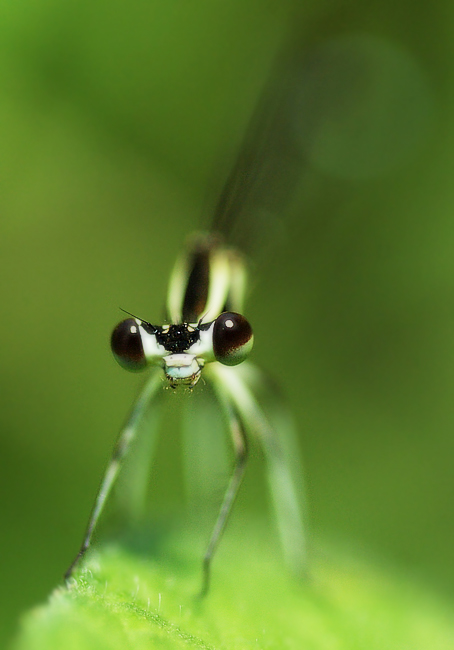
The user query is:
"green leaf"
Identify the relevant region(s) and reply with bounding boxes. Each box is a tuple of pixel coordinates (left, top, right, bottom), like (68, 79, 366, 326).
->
(12, 526, 454, 650)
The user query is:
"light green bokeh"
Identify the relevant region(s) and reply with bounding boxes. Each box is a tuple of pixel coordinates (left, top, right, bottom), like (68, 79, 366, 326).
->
(0, 0, 453, 645)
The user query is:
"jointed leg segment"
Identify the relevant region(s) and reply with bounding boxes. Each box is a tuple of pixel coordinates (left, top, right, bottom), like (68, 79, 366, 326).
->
(65, 371, 162, 580)
(200, 382, 248, 596)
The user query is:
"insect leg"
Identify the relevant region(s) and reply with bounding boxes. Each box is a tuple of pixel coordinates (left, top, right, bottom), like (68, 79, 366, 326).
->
(199, 373, 249, 597)
(65, 369, 163, 580)
(210, 362, 307, 576)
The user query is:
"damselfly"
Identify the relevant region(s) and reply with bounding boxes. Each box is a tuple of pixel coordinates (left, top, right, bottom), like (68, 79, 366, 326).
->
(66, 43, 307, 594)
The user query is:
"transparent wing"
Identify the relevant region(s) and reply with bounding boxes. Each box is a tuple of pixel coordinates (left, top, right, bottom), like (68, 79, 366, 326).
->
(205, 38, 307, 265)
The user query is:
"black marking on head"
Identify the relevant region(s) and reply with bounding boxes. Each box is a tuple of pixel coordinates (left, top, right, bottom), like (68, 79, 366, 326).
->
(141, 321, 160, 335)
(155, 323, 200, 354)
(198, 318, 213, 331)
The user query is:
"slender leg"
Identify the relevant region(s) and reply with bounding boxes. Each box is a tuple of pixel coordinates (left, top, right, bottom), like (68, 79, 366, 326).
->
(208, 362, 307, 577)
(65, 370, 163, 580)
(199, 380, 248, 597)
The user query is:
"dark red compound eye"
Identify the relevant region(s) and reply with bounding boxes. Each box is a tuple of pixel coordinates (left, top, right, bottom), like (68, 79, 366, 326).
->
(213, 312, 254, 366)
(111, 318, 147, 372)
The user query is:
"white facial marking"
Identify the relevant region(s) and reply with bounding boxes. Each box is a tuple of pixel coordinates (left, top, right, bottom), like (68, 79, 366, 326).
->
(138, 325, 165, 361)
(164, 354, 202, 386)
(186, 322, 216, 362)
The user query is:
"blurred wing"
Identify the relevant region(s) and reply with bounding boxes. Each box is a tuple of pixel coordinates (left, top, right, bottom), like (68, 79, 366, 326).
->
(207, 38, 307, 263)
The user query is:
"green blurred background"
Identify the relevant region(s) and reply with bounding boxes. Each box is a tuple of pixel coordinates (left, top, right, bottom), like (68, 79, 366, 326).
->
(1, 0, 453, 644)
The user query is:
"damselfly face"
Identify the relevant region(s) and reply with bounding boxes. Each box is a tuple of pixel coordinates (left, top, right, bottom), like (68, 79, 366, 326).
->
(111, 234, 253, 388)
(111, 311, 253, 387)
